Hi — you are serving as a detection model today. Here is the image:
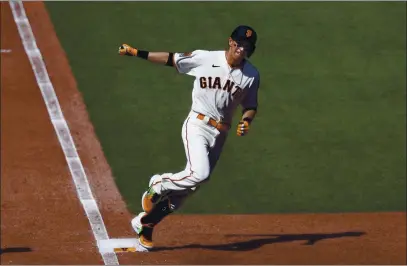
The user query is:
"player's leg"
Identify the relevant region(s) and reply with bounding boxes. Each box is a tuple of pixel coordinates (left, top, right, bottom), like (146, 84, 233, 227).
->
(148, 117, 214, 195)
(134, 132, 228, 250)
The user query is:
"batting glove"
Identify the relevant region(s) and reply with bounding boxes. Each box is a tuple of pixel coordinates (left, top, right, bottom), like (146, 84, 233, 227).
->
(118, 44, 138, 56)
(236, 119, 251, 136)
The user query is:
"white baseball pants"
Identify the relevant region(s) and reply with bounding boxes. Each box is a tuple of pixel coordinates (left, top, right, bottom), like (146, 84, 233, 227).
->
(150, 111, 228, 196)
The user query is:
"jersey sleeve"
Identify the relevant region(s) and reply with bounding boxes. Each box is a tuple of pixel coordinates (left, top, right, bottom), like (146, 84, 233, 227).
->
(173, 50, 206, 76)
(241, 73, 260, 111)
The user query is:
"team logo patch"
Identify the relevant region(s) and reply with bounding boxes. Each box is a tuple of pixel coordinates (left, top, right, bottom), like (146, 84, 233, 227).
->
(246, 29, 252, 38)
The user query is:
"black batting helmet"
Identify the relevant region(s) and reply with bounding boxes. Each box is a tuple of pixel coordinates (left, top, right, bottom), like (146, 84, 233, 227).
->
(230, 25, 257, 58)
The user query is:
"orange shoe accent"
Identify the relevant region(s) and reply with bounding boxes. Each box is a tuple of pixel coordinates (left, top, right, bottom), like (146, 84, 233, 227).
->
(139, 234, 153, 249)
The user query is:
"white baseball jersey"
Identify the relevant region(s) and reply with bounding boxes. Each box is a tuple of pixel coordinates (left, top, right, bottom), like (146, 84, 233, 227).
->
(173, 50, 260, 124)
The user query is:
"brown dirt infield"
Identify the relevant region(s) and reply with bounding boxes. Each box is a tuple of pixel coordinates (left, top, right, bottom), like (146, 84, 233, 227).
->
(1, 2, 406, 265)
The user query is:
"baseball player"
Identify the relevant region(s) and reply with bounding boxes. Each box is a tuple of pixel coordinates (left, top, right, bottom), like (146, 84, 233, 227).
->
(118, 25, 260, 252)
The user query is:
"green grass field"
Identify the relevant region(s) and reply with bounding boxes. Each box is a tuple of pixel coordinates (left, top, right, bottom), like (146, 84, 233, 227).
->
(46, 2, 406, 214)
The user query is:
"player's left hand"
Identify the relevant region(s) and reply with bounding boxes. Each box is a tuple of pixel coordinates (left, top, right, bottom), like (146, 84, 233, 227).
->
(236, 119, 250, 136)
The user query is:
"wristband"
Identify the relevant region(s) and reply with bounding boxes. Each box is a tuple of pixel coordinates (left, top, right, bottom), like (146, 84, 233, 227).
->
(166, 53, 174, 67)
(137, 50, 149, 59)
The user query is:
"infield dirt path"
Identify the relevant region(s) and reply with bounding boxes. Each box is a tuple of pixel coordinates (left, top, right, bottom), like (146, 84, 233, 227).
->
(1, 2, 406, 265)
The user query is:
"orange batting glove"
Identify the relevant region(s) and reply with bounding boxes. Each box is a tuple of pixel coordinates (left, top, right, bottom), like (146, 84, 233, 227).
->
(118, 44, 138, 56)
(236, 119, 251, 136)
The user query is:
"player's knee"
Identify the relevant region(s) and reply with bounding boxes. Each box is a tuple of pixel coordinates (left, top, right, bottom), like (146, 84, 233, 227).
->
(192, 169, 210, 183)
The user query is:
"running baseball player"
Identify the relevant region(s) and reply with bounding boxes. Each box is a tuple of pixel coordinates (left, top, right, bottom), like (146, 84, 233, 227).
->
(118, 25, 260, 252)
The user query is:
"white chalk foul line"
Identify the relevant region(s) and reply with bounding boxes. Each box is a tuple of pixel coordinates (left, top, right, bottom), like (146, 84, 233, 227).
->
(9, 1, 119, 265)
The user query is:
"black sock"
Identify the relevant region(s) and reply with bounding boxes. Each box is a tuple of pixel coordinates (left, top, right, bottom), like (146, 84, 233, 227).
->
(141, 199, 173, 226)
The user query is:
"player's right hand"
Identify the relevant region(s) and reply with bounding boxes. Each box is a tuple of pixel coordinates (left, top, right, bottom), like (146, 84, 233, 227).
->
(118, 44, 138, 56)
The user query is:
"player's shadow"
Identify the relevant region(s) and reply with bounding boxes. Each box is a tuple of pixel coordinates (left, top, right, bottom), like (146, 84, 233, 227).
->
(0, 247, 32, 255)
(154, 231, 365, 252)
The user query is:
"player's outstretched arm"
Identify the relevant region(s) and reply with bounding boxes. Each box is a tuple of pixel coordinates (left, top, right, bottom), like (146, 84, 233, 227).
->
(118, 44, 175, 67)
